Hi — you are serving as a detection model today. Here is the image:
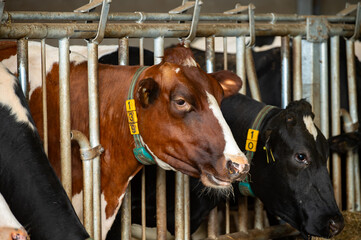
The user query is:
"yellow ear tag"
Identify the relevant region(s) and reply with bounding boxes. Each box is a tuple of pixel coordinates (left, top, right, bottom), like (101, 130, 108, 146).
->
(245, 129, 259, 152)
(126, 99, 139, 135)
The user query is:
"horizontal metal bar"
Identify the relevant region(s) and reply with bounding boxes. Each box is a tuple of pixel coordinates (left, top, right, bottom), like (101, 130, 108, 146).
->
(1, 11, 357, 23)
(0, 22, 355, 39)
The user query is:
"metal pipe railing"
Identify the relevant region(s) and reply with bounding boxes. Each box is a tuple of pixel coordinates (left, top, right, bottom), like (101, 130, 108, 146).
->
(58, 38, 72, 199)
(330, 36, 342, 209)
(281, 36, 291, 108)
(41, 39, 49, 156)
(87, 41, 102, 240)
(2, 11, 358, 23)
(292, 36, 302, 101)
(0, 22, 356, 39)
(236, 36, 246, 95)
(17, 38, 28, 99)
(175, 172, 185, 240)
(246, 47, 261, 101)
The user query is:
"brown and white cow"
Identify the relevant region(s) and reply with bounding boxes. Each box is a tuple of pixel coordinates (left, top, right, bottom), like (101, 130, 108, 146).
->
(0, 41, 249, 239)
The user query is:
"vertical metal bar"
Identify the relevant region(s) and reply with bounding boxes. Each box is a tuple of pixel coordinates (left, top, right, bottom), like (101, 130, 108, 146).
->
(156, 167, 167, 240)
(141, 168, 147, 240)
(346, 40, 359, 127)
(346, 39, 359, 210)
(236, 36, 246, 95)
(17, 38, 29, 99)
(223, 37, 228, 70)
(320, 40, 330, 170)
(292, 36, 302, 101)
(208, 207, 217, 239)
(154, 36, 167, 240)
(139, 38, 145, 66)
(355, 152, 361, 211)
(41, 39, 49, 156)
(206, 37, 215, 73)
(154, 36, 164, 65)
(121, 186, 132, 240)
(245, 47, 261, 101)
(87, 41, 101, 240)
(184, 175, 190, 240)
(175, 172, 184, 240)
(118, 37, 129, 66)
(330, 36, 342, 208)
(205, 36, 217, 238)
(58, 38, 72, 199)
(320, 41, 329, 138)
(281, 36, 291, 108)
(254, 198, 264, 230)
(238, 197, 248, 233)
(118, 38, 132, 240)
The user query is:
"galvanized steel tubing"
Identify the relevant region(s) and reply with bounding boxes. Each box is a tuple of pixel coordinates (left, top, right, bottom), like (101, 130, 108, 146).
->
(281, 36, 291, 108)
(87, 42, 101, 240)
(154, 36, 168, 240)
(292, 36, 302, 101)
(17, 38, 28, 99)
(41, 39, 48, 156)
(2, 11, 358, 23)
(0, 22, 356, 39)
(175, 172, 185, 240)
(245, 47, 261, 101)
(118, 37, 132, 240)
(320, 41, 329, 138)
(58, 38, 72, 199)
(70, 130, 94, 236)
(236, 36, 246, 95)
(330, 36, 342, 208)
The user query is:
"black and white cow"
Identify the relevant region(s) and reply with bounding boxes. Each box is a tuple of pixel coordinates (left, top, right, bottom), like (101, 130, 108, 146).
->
(0, 63, 90, 240)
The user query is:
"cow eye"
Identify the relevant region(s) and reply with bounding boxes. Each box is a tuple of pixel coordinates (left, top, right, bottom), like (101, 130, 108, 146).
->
(295, 153, 309, 165)
(173, 98, 192, 112)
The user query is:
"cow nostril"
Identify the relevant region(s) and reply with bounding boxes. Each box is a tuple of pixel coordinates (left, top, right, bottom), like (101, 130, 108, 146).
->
(226, 160, 239, 175)
(226, 160, 249, 181)
(329, 215, 345, 237)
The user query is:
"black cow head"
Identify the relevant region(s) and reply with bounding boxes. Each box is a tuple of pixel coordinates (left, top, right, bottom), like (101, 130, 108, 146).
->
(250, 99, 344, 239)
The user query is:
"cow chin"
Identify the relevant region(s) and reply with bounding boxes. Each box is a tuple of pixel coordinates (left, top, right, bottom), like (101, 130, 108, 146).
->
(200, 173, 232, 189)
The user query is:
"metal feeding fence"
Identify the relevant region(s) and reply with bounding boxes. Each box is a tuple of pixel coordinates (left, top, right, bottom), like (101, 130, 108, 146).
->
(1, 0, 360, 239)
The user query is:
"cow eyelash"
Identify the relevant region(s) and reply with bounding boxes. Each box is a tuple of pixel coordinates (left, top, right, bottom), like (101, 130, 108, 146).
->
(295, 153, 310, 165)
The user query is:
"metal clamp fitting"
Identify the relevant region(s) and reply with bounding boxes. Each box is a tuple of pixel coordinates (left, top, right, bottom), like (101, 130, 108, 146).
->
(71, 130, 104, 161)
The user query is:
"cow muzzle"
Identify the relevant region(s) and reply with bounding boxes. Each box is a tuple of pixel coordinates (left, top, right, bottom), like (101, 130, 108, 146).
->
(328, 215, 344, 237)
(226, 158, 250, 181)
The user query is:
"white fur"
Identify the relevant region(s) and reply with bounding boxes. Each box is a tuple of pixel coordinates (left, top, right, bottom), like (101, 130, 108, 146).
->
(0, 193, 23, 229)
(190, 36, 281, 53)
(1, 41, 86, 98)
(206, 91, 246, 159)
(0, 63, 34, 129)
(175, 67, 180, 73)
(182, 56, 197, 67)
(303, 116, 318, 140)
(71, 192, 83, 223)
(70, 45, 119, 59)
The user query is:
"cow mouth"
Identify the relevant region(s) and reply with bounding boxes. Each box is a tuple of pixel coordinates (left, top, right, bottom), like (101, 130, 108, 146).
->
(202, 174, 232, 188)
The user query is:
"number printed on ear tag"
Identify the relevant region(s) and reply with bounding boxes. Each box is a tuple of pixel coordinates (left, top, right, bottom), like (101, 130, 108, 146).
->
(126, 99, 136, 111)
(129, 123, 139, 135)
(127, 111, 138, 123)
(245, 129, 259, 152)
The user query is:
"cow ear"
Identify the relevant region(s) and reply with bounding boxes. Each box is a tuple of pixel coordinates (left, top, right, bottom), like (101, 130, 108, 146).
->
(209, 70, 243, 98)
(137, 78, 160, 108)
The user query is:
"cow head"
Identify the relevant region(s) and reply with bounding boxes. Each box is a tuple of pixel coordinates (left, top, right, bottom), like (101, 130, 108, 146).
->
(250, 99, 344, 238)
(133, 45, 249, 189)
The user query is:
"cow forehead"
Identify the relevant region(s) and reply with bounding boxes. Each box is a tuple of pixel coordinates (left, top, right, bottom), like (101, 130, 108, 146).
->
(303, 115, 318, 140)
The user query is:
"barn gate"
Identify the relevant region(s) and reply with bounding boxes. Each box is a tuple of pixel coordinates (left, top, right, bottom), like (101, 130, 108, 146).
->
(1, 0, 360, 239)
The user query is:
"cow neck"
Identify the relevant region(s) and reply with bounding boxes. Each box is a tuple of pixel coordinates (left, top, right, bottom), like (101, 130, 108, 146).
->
(239, 103, 277, 197)
(126, 66, 155, 165)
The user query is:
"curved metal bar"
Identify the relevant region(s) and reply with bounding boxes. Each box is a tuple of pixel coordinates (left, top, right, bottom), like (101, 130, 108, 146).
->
(184, 0, 202, 44)
(246, 4, 256, 48)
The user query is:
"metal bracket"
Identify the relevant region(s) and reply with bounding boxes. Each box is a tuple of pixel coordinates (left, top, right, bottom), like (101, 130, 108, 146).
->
(225, 3, 255, 48)
(337, 2, 361, 41)
(74, 0, 112, 44)
(71, 130, 104, 161)
(306, 17, 329, 42)
(169, 0, 203, 45)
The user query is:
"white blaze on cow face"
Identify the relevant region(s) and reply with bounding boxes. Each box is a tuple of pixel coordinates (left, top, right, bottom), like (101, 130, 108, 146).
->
(182, 56, 197, 67)
(0, 194, 23, 229)
(206, 91, 247, 159)
(0, 64, 34, 129)
(303, 115, 318, 140)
